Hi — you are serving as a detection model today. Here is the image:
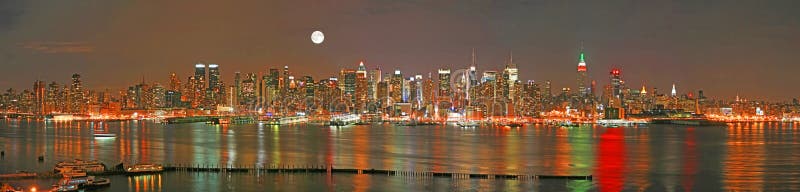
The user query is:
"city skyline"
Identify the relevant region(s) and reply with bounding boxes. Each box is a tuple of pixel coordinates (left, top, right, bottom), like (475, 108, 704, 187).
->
(1, 1, 799, 100)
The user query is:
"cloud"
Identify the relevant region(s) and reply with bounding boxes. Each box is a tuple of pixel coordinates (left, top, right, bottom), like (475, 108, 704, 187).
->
(18, 41, 93, 53)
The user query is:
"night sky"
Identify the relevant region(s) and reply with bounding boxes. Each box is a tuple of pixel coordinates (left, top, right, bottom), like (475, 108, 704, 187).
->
(0, 0, 798, 101)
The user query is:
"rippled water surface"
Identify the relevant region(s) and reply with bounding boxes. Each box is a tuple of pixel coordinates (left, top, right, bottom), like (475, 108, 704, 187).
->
(1, 120, 798, 191)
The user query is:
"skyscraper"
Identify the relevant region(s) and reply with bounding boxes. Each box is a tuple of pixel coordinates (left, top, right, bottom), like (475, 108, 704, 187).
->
(193, 64, 206, 108)
(368, 67, 381, 101)
(208, 64, 221, 91)
(504, 53, 518, 100)
(355, 62, 368, 111)
(577, 49, 588, 97)
(169, 72, 181, 91)
(610, 68, 621, 99)
(437, 68, 451, 98)
(390, 70, 403, 103)
(234, 72, 242, 103)
(469, 49, 479, 87)
(33, 80, 46, 115)
(70, 74, 84, 113)
(340, 69, 357, 106)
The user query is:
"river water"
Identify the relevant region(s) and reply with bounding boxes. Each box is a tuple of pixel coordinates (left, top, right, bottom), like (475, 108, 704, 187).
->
(0, 119, 798, 191)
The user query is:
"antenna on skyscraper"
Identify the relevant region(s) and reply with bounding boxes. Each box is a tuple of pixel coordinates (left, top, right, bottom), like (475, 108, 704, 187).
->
(471, 48, 476, 68)
(509, 51, 513, 66)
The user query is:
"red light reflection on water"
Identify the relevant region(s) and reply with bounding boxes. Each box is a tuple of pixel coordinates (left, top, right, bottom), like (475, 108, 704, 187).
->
(595, 128, 626, 192)
(682, 127, 697, 191)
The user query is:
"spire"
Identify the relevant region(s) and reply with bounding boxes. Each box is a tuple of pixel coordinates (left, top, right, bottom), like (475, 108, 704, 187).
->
(471, 48, 476, 67)
(671, 83, 677, 97)
(578, 42, 586, 67)
(641, 84, 647, 95)
(508, 51, 515, 68)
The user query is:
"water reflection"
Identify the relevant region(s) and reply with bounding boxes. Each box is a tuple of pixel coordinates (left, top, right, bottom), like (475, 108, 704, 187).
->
(128, 174, 163, 192)
(1, 120, 800, 190)
(595, 128, 625, 192)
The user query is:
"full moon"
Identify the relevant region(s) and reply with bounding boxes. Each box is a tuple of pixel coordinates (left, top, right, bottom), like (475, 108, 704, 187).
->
(311, 31, 324, 44)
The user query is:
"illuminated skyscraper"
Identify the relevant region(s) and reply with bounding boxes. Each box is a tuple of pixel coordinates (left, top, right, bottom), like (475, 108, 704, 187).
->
(194, 64, 206, 86)
(671, 83, 677, 97)
(207, 64, 222, 105)
(193, 64, 206, 108)
(169, 72, 181, 91)
(70, 74, 85, 113)
(234, 72, 242, 102)
(437, 68, 451, 98)
(340, 69, 357, 105)
(241, 73, 256, 106)
(390, 70, 403, 103)
(504, 52, 518, 100)
(610, 68, 621, 99)
(355, 62, 368, 111)
(33, 80, 46, 115)
(469, 49, 479, 86)
(368, 67, 381, 101)
(577, 48, 588, 97)
(282, 65, 290, 94)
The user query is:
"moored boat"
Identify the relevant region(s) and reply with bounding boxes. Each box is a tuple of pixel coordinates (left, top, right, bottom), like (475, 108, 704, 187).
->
(53, 176, 110, 191)
(59, 168, 86, 178)
(54, 159, 105, 174)
(126, 163, 164, 175)
(457, 120, 479, 128)
(93, 133, 117, 138)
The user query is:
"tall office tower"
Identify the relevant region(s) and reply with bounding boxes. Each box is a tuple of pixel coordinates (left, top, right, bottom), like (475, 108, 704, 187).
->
(437, 68, 451, 98)
(411, 75, 423, 105)
(268, 68, 280, 87)
(389, 70, 403, 103)
(193, 64, 206, 108)
(240, 73, 256, 107)
(234, 72, 242, 102)
(149, 83, 166, 108)
(577, 49, 588, 97)
(302, 76, 315, 98)
(70, 74, 85, 113)
(282, 65, 290, 94)
(355, 62, 368, 111)
(46, 82, 61, 113)
(168, 73, 180, 91)
(340, 69, 357, 105)
(504, 52, 518, 100)
(610, 68, 622, 99)
(544, 80, 552, 101)
(368, 67, 381, 101)
(228, 85, 237, 110)
(208, 64, 221, 95)
(377, 81, 389, 107)
(469, 49, 479, 87)
(423, 75, 435, 107)
(496, 72, 507, 101)
(33, 80, 46, 115)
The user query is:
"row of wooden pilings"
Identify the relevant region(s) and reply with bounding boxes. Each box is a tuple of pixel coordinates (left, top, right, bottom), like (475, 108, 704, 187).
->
(161, 163, 592, 181)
